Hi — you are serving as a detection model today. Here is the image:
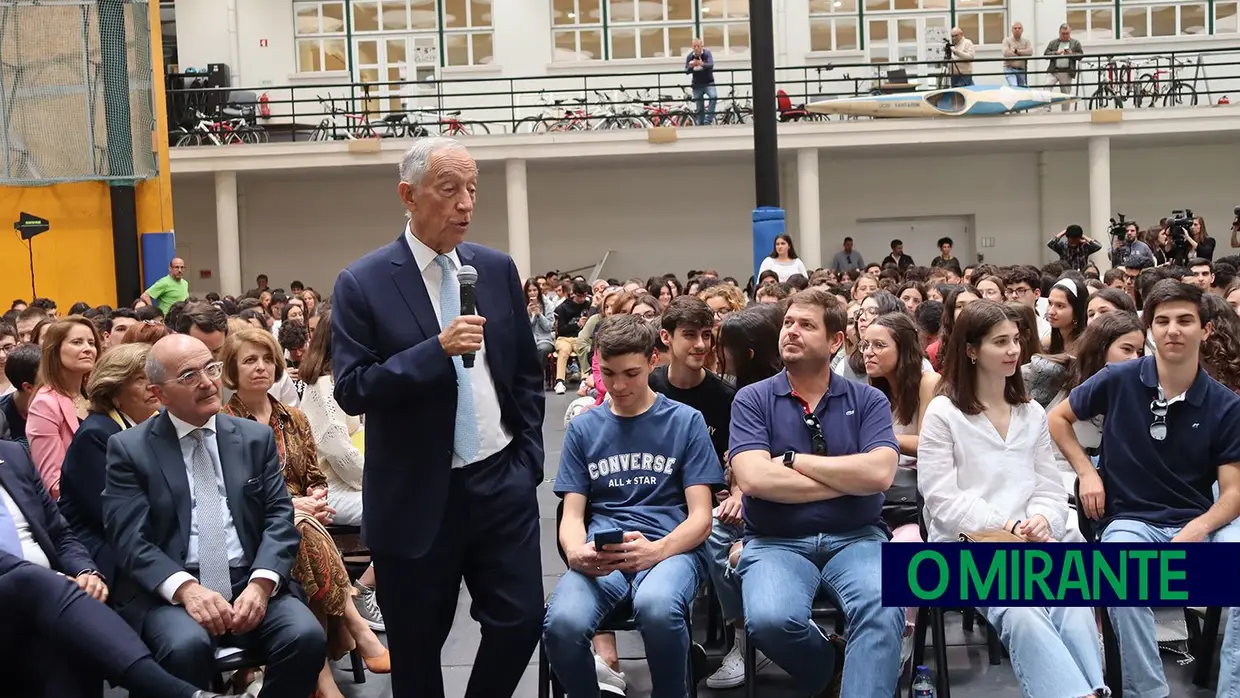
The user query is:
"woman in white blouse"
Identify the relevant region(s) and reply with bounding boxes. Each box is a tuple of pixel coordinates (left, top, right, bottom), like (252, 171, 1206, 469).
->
(918, 300, 1108, 698)
(757, 234, 809, 282)
(299, 309, 364, 527)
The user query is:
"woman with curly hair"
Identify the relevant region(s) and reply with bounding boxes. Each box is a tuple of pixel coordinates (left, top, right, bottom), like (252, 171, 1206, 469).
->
(1201, 293, 1240, 393)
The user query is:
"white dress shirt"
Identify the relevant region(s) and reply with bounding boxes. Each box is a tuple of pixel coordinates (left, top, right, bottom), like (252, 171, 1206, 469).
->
(405, 226, 513, 468)
(0, 484, 50, 569)
(917, 395, 1068, 543)
(156, 412, 281, 603)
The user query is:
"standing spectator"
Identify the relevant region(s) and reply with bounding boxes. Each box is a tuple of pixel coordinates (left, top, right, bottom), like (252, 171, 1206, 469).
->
(759, 234, 809, 282)
(1001, 21, 1033, 86)
(729, 289, 904, 698)
(1046, 225, 1102, 272)
(140, 258, 190, 314)
(930, 237, 964, 276)
(685, 37, 716, 126)
(1044, 24, 1083, 110)
(948, 27, 976, 87)
(880, 239, 916, 271)
(830, 237, 866, 277)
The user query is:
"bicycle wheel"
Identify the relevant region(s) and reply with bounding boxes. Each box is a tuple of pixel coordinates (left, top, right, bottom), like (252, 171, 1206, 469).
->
(515, 116, 543, 133)
(174, 130, 199, 147)
(471, 121, 491, 135)
(222, 129, 245, 145)
(237, 126, 262, 144)
(1165, 82, 1197, 107)
(308, 120, 330, 142)
(1134, 74, 1157, 108)
(1087, 86, 1114, 111)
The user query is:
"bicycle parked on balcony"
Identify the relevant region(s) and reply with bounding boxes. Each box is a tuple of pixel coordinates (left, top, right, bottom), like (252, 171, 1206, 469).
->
(170, 108, 267, 146)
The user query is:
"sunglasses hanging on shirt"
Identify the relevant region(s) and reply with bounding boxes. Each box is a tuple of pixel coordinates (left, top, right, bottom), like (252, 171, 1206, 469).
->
(791, 390, 828, 456)
(1149, 386, 1169, 441)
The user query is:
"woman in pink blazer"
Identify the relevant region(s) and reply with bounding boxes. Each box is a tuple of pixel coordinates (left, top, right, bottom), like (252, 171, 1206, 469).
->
(27, 317, 100, 499)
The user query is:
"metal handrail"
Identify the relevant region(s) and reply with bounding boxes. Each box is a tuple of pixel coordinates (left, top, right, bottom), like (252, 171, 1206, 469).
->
(163, 44, 1240, 145)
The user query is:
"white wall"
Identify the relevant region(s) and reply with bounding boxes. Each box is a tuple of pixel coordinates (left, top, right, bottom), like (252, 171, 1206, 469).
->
(169, 141, 1240, 296)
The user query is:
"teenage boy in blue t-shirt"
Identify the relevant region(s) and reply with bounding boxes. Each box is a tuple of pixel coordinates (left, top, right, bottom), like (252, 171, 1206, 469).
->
(544, 313, 723, 698)
(1051, 280, 1240, 698)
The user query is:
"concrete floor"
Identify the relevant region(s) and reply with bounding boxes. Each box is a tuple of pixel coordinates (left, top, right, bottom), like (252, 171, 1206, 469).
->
(110, 391, 1221, 697)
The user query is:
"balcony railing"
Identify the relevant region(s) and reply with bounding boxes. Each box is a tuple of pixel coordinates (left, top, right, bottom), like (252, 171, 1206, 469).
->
(164, 45, 1240, 147)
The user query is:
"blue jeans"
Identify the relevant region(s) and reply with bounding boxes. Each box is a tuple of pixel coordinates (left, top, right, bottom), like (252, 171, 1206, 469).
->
(737, 526, 904, 697)
(543, 552, 704, 698)
(950, 74, 974, 87)
(1101, 517, 1240, 698)
(1004, 67, 1028, 87)
(692, 84, 717, 125)
(981, 605, 1107, 696)
(705, 519, 744, 622)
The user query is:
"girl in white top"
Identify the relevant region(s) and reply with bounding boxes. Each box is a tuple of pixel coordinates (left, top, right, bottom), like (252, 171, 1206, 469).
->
(918, 300, 1108, 698)
(758, 234, 809, 282)
(297, 310, 365, 527)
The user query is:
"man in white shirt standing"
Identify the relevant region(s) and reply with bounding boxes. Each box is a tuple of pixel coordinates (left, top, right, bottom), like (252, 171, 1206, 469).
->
(1001, 22, 1033, 87)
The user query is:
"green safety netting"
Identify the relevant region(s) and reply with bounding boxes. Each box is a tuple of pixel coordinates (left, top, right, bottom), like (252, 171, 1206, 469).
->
(1, 0, 157, 186)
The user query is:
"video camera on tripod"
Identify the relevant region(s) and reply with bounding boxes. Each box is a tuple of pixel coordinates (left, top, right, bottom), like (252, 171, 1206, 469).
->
(1167, 209, 1195, 246)
(1232, 205, 1240, 235)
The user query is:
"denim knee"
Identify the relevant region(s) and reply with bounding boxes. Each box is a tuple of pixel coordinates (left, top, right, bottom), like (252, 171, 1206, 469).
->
(543, 596, 596, 646)
(745, 602, 813, 644)
(632, 586, 689, 634)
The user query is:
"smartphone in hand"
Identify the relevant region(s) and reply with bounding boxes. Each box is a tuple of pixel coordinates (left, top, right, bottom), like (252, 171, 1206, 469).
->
(593, 528, 624, 550)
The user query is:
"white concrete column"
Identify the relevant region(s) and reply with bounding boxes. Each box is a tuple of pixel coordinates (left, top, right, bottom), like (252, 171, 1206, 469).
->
(1088, 136, 1112, 271)
(505, 159, 531, 280)
(797, 148, 822, 270)
(214, 170, 242, 297)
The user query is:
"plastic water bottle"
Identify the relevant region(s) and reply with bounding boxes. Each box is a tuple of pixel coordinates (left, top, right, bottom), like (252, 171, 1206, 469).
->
(912, 665, 936, 698)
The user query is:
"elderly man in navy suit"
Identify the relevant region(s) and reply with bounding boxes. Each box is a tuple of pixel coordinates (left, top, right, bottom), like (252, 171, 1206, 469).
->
(332, 138, 546, 698)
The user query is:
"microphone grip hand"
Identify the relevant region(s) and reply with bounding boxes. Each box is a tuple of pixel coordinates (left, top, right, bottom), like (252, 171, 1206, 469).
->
(439, 316, 486, 358)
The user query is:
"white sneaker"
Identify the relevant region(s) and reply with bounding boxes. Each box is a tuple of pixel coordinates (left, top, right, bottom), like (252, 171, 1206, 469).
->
(554, 380, 566, 395)
(594, 654, 627, 696)
(705, 634, 771, 689)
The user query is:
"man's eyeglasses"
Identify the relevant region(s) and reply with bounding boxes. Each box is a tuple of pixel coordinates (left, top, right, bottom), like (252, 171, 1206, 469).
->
(167, 361, 224, 387)
(0, 344, 15, 356)
(1007, 287, 1034, 298)
(1149, 398, 1169, 441)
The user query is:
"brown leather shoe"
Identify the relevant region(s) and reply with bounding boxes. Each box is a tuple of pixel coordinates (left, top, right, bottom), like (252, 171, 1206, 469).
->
(362, 647, 391, 674)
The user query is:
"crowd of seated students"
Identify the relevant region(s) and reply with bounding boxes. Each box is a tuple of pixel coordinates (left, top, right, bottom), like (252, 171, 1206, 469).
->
(537, 235, 1240, 698)
(0, 280, 387, 698)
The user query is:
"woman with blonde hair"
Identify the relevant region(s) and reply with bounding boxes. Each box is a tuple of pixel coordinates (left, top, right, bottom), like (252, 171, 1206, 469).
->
(27, 316, 100, 497)
(219, 328, 390, 698)
(59, 343, 161, 580)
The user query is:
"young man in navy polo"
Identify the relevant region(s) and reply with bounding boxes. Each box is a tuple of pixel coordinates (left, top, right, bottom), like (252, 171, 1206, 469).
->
(729, 289, 905, 698)
(544, 314, 723, 698)
(1051, 279, 1240, 698)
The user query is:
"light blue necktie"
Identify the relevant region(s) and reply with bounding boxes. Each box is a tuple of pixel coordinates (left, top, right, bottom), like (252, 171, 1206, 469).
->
(434, 255, 481, 463)
(0, 490, 25, 558)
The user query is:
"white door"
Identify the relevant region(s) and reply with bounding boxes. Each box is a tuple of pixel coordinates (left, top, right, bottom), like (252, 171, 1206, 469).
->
(853, 217, 973, 270)
(353, 36, 438, 117)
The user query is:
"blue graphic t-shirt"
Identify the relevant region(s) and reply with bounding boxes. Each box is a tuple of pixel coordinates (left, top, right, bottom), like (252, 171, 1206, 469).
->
(554, 393, 725, 542)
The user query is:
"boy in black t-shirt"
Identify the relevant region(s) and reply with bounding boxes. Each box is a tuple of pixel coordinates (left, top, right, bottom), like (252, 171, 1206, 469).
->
(648, 297, 764, 689)
(552, 281, 592, 394)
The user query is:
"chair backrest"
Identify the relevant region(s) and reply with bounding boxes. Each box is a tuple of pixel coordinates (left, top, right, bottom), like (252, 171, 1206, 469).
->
(776, 89, 793, 112)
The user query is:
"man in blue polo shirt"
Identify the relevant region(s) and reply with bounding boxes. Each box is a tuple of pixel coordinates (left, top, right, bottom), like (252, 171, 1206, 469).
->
(545, 314, 723, 698)
(1051, 279, 1240, 698)
(729, 289, 904, 698)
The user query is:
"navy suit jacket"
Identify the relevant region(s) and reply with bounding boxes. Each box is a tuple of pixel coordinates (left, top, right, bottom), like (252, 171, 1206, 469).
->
(331, 236, 546, 558)
(58, 412, 123, 580)
(0, 440, 97, 576)
(101, 411, 299, 626)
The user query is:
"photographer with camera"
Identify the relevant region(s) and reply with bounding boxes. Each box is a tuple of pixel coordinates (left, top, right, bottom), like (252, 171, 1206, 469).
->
(947, 28, 976, 87)
(1228, 206, 1240, 250)
(1165, 210, 1215, 267)
(1108, 216, 1154, 269)
(1047, 224, 1101, 273)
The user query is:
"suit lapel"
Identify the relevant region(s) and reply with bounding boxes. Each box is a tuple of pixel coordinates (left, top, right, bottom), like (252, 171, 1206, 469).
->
(214, 417, 250, 546)
(150, 413, 192, 546)
(0, 461, 55, 565)
(389, 237, 442, 340)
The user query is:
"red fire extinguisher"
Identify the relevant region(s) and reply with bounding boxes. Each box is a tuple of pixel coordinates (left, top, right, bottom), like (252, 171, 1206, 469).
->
(1220, 95, 1231, 105)
(259, 92, 271, 119)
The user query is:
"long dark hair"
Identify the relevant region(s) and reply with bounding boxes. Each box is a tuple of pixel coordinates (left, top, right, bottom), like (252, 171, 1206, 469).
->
(934, 284, 980, 371)
(1005, 301, 1044, 364)
(717, 304, 784, 388)
(1047, 275, 1089, 354)
(1088, 287, 1137, 319)
(769, 233, 799, 260)
(865, 313, 925, 426)
(299, 309, 332, 385)
(1201, 293, 1240, 393)
(937, 300, 1028, 415)
(847, 291, 906, 377)
(1061, 311, 1144, 394)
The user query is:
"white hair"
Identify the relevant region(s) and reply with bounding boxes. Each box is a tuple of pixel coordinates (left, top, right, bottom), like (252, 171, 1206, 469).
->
(398, 137, 470, 219)
(398, 137, 469, 187)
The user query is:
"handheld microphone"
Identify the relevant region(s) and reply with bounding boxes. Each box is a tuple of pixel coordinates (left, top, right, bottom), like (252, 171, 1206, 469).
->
(458, 265, 478, 368)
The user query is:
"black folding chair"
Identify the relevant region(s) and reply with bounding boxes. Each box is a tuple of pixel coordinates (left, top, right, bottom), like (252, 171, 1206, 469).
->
(1073, 478, 1124, 697)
